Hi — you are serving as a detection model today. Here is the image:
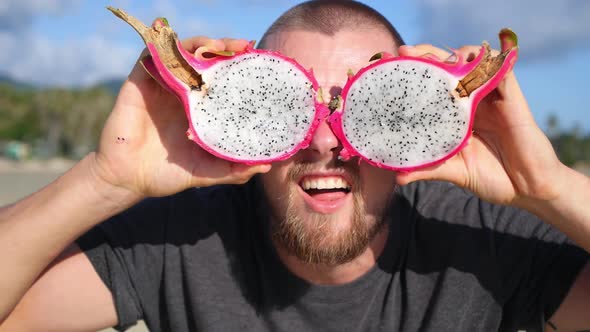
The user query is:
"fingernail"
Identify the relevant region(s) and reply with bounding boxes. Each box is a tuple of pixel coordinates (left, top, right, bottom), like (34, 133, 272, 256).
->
(445, 53, 458, 63)
(422, 52, 441, 61)
(251, 164, 271, 173)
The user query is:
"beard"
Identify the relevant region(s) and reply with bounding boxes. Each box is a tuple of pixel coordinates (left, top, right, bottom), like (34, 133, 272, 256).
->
(269, 161, 389, 266)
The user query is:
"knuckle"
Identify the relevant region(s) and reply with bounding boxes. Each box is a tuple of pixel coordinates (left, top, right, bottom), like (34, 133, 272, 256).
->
(458, 45, 481, 54)
(414, 44, 450, 59)
(234, 176, 249, 185)
(413, 44, 437, 54)
(180, 36, 211, 52)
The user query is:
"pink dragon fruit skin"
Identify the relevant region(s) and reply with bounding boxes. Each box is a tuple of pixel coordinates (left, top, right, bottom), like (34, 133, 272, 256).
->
(329, 32, 518, 172)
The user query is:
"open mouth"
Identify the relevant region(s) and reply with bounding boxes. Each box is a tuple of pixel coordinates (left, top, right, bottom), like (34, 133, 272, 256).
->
(300, 176, 351, 197)
(297, 176, 353, 214)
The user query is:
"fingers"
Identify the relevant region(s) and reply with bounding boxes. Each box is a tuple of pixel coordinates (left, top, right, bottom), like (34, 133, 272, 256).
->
(396, 163, 463, 187)
(230, 163, 272, 184)
(455, 45, 482, 62)
(180, 36, 249, 58)
(220, 38, 251, 52)
(195, 163, 272, 187)
(395, 152, 469, 188)
(496, 71, 527, 105)
(181, 36, 221, 53)
(398, 44, 451, 61)
(398, 44, 485, 64)
(126, 47, 156, 83)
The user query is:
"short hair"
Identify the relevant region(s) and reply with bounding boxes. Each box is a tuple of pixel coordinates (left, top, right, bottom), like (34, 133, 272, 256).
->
(258, 0, 405, 49)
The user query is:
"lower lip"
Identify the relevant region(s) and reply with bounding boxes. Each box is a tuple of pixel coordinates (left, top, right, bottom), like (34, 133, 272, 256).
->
(297, 186, 352, 214)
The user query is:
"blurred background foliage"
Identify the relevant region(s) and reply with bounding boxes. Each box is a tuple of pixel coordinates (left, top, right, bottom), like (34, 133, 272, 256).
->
(0, 80, 117, 159)
(0, 80, 588, 173)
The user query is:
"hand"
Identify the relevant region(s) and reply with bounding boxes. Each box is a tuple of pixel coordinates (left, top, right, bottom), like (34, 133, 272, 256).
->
(394, 44, 564, 208)
(92, 37, 271, 198)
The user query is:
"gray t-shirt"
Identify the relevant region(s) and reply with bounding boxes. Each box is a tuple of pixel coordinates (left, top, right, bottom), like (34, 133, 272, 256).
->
(77, 180, 588, 331)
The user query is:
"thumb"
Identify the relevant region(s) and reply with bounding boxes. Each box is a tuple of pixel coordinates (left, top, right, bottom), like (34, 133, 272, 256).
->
(395, 154, 468, 187)
(219, 163, 273, 186)
(233, 163, 272, 178)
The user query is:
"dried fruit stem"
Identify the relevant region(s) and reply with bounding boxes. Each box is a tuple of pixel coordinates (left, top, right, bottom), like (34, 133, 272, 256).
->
(455, 42, 512, 98)
(328, 96, 342, 113)
(107, 6, 203, 89)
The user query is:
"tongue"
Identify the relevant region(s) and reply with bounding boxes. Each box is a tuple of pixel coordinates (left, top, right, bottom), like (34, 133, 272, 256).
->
(306, 189, 348, 201)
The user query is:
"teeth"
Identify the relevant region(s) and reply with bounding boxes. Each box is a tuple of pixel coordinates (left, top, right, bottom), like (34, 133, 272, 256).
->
(301, 177, 350, 191)
(317, 180, 326, 189)
(327, 178, 336, 189)
(313, 179, 321, 189)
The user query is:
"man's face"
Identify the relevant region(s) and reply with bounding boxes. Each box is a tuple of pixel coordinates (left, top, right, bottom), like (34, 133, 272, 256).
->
(260, 28, 399, 266)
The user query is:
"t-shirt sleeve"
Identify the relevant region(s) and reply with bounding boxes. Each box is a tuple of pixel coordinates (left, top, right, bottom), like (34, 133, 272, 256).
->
(76, 196, 172, 331)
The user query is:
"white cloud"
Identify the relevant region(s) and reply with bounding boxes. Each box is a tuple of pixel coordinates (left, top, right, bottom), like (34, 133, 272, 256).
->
(0, 0, 137, 86)
(0, 0, 272, 86)
(152, 0, 177, 17)
(0, 0, 80, 30)
(1, 31, 135, 87)
(0, 0, 78, 15)
(416, 0, 590, 61)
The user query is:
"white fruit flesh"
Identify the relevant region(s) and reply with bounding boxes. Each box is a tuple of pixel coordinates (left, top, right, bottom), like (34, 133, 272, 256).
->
(189, 53, 317, 161)
(342, 61, 471, 168)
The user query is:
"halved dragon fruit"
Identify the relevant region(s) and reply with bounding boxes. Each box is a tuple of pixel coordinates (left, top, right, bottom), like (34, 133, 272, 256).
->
(108, 7, 328, 164)
(329, 30, 519, 171)
(110, 7, 518, 171)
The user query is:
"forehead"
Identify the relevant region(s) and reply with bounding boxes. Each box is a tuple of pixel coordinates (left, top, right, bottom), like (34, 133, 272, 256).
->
(264, 28, 397, 69)
(263, 28, 398, 98)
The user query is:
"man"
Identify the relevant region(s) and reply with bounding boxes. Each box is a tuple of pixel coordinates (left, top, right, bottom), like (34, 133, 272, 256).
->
(1, 1, 590, 331)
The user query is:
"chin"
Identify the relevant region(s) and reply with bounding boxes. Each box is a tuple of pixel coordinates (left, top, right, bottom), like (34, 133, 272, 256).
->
(270, 186, 385, 266)
(260, 160, 392, 265)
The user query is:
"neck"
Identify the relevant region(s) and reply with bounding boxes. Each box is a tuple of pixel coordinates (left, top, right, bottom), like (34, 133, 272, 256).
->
(274, 224, 389, 285)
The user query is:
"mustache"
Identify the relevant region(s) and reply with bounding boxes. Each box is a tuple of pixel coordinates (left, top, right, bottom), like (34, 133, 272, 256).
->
(286, 158, 361, 189)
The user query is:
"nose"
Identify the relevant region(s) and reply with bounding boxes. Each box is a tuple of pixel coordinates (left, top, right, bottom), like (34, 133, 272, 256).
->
(308, 119, 340, 156)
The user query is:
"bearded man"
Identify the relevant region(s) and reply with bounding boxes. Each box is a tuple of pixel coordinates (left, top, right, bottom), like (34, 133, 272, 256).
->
(2, 1, 590, 332)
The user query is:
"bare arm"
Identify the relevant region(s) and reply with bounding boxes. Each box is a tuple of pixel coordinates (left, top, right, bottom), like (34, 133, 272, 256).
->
(521, 166, 590, 253)
(0, 154, 140, 324)
(535, 167, 590, 332)
(0, 244, 118, 331)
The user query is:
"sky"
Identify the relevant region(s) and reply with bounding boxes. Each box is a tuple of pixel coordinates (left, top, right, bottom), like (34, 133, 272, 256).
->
(0, 0, 588, 132)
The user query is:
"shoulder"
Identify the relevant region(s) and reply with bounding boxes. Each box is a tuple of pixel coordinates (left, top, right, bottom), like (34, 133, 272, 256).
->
(159, 180, 261, 243)
(395, 181, 476, 224)
(165, 181, 258, 222)
(396, 180, 472, 211)
(81, 181, 258, 249)
(121, 181, 256, 221)
(395, 181, 549, 235)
